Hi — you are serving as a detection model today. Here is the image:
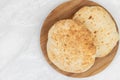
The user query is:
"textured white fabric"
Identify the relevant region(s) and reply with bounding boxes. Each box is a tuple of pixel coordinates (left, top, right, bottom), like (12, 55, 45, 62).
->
(0, 0, 119, 80)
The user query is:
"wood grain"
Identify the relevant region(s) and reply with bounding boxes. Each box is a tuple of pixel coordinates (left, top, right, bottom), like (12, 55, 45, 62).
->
(40, 0, 119, 78)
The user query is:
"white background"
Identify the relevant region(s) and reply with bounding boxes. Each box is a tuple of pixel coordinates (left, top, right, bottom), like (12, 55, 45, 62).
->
(0, 0, 120, 80)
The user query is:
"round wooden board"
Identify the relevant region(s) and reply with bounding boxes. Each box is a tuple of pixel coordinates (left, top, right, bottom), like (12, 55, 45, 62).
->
(40, 0, 119, 78)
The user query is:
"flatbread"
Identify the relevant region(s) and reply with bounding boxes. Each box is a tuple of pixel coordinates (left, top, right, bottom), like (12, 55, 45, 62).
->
(73, 6, 119, 57)
(47, 19, 96, 73)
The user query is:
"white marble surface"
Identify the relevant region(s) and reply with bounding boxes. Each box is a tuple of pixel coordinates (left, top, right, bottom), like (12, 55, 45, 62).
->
(0, 0, 119, 80)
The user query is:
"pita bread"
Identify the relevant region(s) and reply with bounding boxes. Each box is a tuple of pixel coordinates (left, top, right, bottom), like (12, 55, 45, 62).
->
(73, 6, 119, 57)
(47, 19, 96, 73)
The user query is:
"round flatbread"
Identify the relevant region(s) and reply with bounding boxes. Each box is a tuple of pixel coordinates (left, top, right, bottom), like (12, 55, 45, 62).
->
(47, 19, 96, 73)
(73, 6, 119, 57)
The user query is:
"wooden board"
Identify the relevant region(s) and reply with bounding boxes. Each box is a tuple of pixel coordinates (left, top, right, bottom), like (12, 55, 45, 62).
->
(40, 0, 119, 78)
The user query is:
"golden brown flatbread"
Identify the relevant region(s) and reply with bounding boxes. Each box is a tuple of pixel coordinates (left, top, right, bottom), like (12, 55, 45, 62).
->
(73, 6, 119, 57)
(47, 19, 96, 73)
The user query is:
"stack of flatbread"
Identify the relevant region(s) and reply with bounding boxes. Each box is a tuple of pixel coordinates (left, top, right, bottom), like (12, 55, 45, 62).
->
(47, 6, 119, 73)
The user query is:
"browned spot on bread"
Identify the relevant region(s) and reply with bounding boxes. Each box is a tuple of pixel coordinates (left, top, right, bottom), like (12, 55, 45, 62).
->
(88, 16, 92, 19)
(94, 31, 97, 34)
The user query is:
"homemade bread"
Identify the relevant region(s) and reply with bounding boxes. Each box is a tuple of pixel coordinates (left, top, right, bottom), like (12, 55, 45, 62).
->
(73, 6, 119, 57)
(47, 19, 96, 73)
